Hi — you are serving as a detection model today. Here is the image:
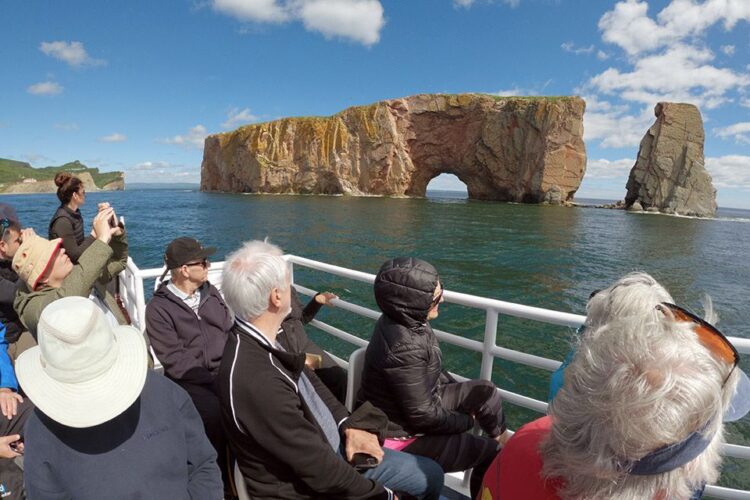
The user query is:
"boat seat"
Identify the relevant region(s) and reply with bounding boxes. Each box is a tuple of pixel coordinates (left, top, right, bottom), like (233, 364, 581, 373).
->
(345, 347, 367, 412)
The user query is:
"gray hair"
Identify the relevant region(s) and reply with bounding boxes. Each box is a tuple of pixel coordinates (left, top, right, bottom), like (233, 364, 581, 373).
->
(542, 272, 738, 499)
(221, 240, 289, 321)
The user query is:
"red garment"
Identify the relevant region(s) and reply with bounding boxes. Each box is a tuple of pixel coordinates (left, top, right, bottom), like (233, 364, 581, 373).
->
(478, 416, 563, 500)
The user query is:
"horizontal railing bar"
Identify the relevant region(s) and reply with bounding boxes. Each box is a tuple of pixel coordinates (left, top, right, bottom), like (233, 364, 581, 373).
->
(296, 284, 561, 371)
(721, 443, 750, 460)
(307, 319, 368, 348)
(704, 484, 750, 499)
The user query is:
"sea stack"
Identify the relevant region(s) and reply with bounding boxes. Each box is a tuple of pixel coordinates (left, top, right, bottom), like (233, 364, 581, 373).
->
(624, 102, 717, 217)
(200, 94, 587, 204)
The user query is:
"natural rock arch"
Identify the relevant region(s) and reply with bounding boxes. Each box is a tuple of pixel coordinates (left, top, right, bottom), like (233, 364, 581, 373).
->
(201, 94, 587, 204)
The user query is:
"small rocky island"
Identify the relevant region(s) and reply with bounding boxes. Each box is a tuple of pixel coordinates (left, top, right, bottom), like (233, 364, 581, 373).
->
(624, 103, 716, 217)
(201, 94, 587, 204)
(0, 159, 125, 194)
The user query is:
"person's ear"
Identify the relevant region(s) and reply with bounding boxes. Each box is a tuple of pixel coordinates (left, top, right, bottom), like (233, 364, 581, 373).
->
(269, 287, 282, 308)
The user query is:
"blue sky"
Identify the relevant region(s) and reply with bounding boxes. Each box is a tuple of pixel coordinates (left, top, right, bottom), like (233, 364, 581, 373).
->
(1, 0, 749, 207)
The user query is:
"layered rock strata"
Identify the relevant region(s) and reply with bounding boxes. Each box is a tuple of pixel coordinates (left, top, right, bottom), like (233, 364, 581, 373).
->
(625, 102, 716, 217)
(201, 94, 587, 203)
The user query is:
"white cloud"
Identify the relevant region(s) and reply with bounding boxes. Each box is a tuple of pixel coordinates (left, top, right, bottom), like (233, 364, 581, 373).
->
(741, 97, 750, 108)
(212, 0, 289, 23)
(493, 88, 525, 96)
(714, 122, 750, 144)
(299, 0, 385, 46)
(721, 44, 736, 55)
(54, 122, 79, 131)
(585, 158, 634, 179)
(126, 161, 200, 183)
(561, 42, 595, 55)
(599, 0, 750, 56)
(453, 0, 520, 7)
(212, 0, 385, 45)
(39, 41, 105, 67)
(222, 107, 260, 129)
(588, 43, 749, 110)
(27, 81, 63, 95)
(596, 50, 609, 60)
(705, 155, 750, 188)
(582, 96, 653, 148)
(159, 125, 209, 149)
(99, 133, 128, 143)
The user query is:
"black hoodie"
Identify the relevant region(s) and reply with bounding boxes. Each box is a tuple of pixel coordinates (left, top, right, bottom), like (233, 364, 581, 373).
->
(358, 257, 474, 436)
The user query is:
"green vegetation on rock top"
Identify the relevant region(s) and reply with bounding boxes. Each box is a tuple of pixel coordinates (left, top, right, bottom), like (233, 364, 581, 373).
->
(0, 158, 123, 187)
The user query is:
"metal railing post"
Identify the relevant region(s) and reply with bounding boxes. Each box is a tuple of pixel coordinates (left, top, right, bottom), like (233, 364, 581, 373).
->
(479, 309, 499, 381)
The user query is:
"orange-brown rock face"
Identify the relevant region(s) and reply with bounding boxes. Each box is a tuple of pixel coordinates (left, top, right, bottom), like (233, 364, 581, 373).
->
(200, 94, 587, 203)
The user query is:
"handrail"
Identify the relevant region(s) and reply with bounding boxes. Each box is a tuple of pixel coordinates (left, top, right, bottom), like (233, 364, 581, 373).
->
(120, 255, 750, 499)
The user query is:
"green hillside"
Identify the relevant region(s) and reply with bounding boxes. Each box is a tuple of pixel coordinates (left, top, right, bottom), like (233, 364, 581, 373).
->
(0, 158, 123, 187)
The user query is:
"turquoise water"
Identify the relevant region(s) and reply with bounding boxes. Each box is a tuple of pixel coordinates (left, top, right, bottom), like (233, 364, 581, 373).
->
(4, 188, 750, 488)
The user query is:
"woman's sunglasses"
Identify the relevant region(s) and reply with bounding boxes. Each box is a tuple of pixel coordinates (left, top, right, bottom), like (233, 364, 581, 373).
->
(659, 302, 739, 384)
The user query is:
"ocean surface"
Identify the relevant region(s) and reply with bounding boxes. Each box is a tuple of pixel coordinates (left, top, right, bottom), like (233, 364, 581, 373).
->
(4, 188, 750, 489)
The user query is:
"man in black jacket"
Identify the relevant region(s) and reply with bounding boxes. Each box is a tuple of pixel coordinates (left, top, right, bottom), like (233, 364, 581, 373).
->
(358, 257, 508, 499)
(146, 237, 235, 496)
(0, 208, 33, 345)
(218, 240, 443, 500)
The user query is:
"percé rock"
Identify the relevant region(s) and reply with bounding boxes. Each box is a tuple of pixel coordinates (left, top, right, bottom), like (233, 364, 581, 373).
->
(624, 103, 716, 217)
(201, 94, 587, 203)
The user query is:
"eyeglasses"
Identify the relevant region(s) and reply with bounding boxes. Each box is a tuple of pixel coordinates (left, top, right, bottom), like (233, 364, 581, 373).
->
(659, 302, 739, 384)
(184, 259, 209, 269)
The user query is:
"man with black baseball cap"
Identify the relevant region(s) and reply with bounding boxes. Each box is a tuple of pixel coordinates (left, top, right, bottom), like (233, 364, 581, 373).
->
(146, 237, 235, 497)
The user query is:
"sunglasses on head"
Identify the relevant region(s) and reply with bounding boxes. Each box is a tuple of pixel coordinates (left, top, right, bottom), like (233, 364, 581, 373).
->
(184, 259, 209, 269)
(659, 302, 739, 384)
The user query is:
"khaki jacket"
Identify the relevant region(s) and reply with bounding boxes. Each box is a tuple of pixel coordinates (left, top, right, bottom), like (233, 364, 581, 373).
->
(14, 232, 128, 339)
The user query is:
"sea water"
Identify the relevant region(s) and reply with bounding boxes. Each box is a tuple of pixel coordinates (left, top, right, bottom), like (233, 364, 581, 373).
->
(4, 188, 749, 489)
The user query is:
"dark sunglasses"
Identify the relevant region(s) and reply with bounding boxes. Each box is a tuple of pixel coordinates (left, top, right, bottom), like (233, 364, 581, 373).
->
(184, 259, 209, 269)
(659, 302, 739, 384)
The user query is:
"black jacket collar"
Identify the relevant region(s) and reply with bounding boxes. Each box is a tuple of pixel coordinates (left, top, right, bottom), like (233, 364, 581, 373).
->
(234, 319, 306, 378)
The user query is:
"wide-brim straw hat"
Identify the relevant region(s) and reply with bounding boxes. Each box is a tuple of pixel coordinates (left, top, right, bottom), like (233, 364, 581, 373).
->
(12, 234, 62, 290)
(16, 296, 148, 428)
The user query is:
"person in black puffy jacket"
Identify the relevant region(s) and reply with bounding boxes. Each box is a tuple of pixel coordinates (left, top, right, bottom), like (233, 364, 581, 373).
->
(358, 257, 508, 499)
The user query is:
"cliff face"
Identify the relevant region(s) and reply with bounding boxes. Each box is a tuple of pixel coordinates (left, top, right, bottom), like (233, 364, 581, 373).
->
(201, 94, 587, 203)
(625, 103, 716, 217)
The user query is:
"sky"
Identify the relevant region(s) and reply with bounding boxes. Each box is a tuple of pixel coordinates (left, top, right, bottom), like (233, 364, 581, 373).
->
(1, 0, 749, 208)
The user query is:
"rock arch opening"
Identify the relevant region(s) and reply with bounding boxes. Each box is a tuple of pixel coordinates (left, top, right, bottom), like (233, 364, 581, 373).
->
(426, 173, 468, 199)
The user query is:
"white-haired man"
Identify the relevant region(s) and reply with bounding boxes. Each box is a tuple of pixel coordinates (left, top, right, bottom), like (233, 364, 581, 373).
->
(218, 240, 444, 500)
(480, 272, 750, 500)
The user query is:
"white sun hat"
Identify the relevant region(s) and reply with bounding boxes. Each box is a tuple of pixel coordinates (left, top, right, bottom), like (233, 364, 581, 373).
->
(16, 296, 148, 428)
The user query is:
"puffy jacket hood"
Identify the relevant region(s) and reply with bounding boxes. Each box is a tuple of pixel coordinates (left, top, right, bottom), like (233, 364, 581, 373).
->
(374, 257, 439, 329)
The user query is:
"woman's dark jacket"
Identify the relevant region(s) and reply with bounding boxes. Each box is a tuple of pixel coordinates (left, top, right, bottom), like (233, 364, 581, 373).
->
(49, 205, 95, 263)
(358, 257, 474, 435)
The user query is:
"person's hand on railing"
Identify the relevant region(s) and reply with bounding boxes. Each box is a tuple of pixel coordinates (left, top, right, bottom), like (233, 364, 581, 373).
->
(315, 291, 338, 306)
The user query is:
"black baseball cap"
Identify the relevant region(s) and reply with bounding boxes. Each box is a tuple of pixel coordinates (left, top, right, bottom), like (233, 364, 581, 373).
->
(164, 237, 216, 269)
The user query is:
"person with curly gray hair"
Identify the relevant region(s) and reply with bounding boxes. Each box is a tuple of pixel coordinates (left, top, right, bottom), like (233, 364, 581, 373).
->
(480, 272, 749, 500)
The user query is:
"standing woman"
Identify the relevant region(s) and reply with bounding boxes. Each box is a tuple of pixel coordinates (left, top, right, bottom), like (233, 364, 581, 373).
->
(48, 172, 95, 264)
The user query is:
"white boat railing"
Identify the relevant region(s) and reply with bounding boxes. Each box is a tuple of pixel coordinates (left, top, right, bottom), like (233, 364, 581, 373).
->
(119, 255, 750, 500)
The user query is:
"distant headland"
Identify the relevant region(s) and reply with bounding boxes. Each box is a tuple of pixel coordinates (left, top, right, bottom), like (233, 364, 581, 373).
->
(0, 158, 124, 194)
